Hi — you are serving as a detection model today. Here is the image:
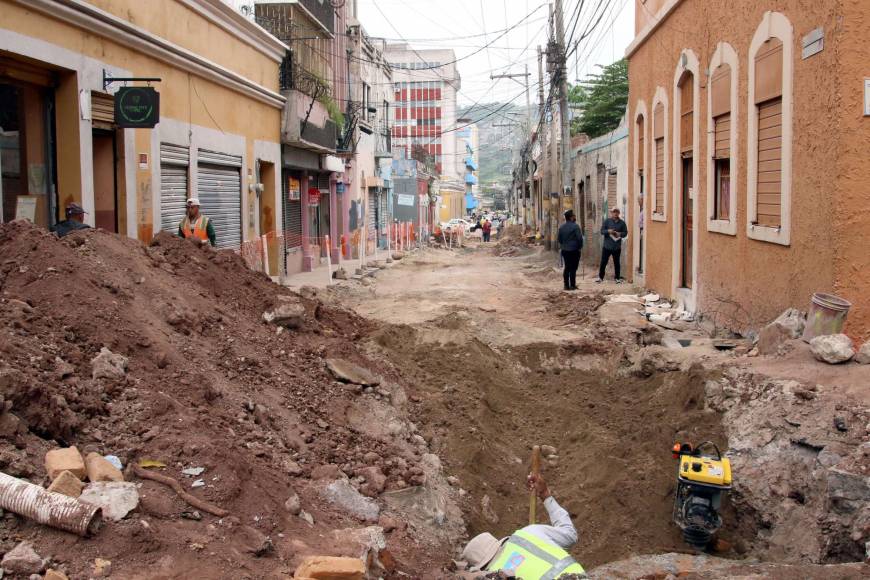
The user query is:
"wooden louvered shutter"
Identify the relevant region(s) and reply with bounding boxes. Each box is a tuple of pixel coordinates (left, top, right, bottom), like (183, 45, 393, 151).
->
(91, 92, 115, 130)
(756, 98, 782, 227)
(679, 79, 693, 154)
(711, 64, 731, 160)
(653, 103, 664, 214)
(637, 117, 645, 171)
(755, 38, 783, 104)
(714, 115, 730, 159)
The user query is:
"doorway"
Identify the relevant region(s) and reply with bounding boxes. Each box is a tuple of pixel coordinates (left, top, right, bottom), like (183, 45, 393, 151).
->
(680, 156, 693, 288)
(92, 130, 118, 232)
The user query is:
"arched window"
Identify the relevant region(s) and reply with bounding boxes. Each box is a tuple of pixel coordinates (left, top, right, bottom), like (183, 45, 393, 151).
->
(651, 87, 668, 222)
(707, 42, 738, 235)
(747, 11, 793, 245)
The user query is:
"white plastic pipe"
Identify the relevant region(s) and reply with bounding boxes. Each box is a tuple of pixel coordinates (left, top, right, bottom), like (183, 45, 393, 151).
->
(0, 471, 101, 536)
(324, 235, 332, 286)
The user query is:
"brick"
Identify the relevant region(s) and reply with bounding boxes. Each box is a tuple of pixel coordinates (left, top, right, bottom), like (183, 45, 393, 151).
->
(45, 569, 70, 580)
(294, 556, 365, 580)
(85, 452, 124, 482)
(47, 470, 83, 498)
(44, 447, 86, 480)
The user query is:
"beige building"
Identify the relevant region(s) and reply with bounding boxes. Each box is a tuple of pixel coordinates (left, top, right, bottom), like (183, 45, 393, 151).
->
(0, 0, 285, 255)
(627, 0, 870, 340)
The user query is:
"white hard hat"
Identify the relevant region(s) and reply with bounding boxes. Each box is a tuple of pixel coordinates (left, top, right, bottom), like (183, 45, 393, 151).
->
(186, 198, 201, 206)
(460, 533, 505, 570)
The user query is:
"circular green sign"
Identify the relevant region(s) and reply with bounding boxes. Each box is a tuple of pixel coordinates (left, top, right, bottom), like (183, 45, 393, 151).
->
(118, 87, 155, 123)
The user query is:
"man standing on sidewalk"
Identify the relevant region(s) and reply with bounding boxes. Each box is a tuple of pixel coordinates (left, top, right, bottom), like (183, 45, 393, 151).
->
(557, 210, 583, 291)
(597, 207, 628, 283)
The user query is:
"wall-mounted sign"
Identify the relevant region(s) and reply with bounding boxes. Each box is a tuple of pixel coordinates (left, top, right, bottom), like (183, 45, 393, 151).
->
(308, 187, 321, 206)
(336, 182, 346, 194)
(397, 194, 415, 206)
(288, 177, 301, 201)
(115, 87, 160, 128)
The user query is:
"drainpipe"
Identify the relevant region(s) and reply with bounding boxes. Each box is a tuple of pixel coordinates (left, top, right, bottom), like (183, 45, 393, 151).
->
(0, 472, 101, 536)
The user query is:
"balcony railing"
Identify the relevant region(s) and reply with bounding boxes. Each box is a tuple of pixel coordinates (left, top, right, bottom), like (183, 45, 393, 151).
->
(279, 51, 331, 100)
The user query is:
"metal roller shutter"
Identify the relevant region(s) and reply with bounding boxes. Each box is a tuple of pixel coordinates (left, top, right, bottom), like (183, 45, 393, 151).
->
(655, 138, 665, 213)
(197, 149, 242, 249)
(367, 190, 377, 236)
(607, 171, 617, 212)
(379, 190, 388, 231)
(756, 98, 782, 228)
(282, 174, 302, 248)
(159, 143, 190, 233)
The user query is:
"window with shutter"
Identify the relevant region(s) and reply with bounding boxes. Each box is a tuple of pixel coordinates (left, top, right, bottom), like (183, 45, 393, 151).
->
(653, 102, 665, 215)
(637, 116, 645, 172)
(754, 37, 784, 229)
(679, 79, 693, 154)
(712, 64, 731, 223)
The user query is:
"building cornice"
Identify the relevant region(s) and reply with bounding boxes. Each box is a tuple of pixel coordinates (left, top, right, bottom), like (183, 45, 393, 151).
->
(625, 0, 685, 58)
(177, 0, 288, 62)
(12, 0, 285, 109)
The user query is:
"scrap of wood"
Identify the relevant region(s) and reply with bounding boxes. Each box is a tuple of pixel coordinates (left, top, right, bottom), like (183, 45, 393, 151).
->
(132, 465, 229, 517)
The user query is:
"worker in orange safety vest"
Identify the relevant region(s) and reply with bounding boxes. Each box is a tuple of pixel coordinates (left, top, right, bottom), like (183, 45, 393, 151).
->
(178, 198, 216, 247)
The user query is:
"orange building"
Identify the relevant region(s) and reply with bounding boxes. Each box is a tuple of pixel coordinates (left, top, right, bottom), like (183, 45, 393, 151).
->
(626, 0, 870, 340)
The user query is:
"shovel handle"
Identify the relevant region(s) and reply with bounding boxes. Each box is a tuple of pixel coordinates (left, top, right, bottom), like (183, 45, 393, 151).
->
(529, 445, 541, 525)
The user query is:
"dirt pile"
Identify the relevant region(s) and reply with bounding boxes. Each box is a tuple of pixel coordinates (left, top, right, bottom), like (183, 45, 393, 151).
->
(0, 221, 461, 578)
(544, 290, 607, 327)
(492, 225, 536, 257)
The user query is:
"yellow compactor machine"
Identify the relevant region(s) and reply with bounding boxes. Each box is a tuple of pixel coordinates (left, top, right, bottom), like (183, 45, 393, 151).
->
(671, 441, 732, 548)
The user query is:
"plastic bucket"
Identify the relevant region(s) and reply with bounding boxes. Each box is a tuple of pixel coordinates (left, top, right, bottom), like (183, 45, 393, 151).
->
(802, 293, 852, 342)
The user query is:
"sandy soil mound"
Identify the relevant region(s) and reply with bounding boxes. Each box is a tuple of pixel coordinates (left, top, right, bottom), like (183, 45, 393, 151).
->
(0, 221, 456, 578)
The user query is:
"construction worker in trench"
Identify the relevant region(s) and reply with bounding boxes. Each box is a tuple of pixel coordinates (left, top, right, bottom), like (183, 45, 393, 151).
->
(178, 197, 216, 247)
(460, 473, 586, 578)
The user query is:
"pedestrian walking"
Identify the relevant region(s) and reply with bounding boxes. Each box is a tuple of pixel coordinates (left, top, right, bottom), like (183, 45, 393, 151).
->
(596, 207, 628, 283)
(482, 219, 492, 242)
(178, 198, 216, 247)
(557, 209, 583, 291)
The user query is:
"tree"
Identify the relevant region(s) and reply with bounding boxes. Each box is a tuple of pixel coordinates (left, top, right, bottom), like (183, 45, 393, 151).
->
(570, 59, 628, 138)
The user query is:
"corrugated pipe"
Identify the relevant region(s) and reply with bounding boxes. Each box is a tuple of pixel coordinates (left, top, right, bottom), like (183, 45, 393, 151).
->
(0, 471, 101, 536)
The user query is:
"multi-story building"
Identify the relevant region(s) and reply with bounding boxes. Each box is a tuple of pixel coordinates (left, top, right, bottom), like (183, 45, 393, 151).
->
(256, 0, 349, 274)
(627, 0, 870, 339)
(0, 0, 284, 256)
(347, 16, 394, 256)
(384, 45, 461, 180)
(456, 119, 479, 216)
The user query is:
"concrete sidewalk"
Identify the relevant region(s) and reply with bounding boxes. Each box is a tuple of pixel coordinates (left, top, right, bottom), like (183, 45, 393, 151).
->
(277, 247, 412, 290)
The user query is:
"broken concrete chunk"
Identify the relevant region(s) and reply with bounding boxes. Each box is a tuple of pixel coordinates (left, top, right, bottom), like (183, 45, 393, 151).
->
(294, 555, 366, 579)
(772, 308, 805, 338)
(48, 469, 84, 498)
(322, 479, 380, 522)
(1, 541, 45, 575)
(85, 452, 124, 482)
(91, 347, 128, 380)
(263, 298, 306, 329)
(326, 359, 380, 387)
(757, 320, 796, 355)
(45, 446, 86, 480)
(79, 481, 139, 521)
(809, 334, 855, 364)
(92, 558, 112, 578)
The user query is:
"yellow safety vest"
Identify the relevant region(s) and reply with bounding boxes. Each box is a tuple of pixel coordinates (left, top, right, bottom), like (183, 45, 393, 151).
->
(487, 529, 586, 579)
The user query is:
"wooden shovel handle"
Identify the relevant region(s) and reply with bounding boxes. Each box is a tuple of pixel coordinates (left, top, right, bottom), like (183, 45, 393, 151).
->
(529, 445, 541, 525)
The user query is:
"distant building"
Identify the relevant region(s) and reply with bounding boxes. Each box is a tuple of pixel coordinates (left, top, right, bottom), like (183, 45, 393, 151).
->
(456, 119, 479, 215)
(384, 45, 461, 179)
(627, 0, 870, 339)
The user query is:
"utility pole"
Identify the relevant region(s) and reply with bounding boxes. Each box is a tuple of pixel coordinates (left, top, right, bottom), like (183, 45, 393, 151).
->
(555, 0, 572, 228)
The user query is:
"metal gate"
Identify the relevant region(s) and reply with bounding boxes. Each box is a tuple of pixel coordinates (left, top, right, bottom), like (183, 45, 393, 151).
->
(367, 189, 377, 236)
(159, 143, 189, 233)
(282, 173, 302, 248)
(379, 189, 388, 232)
(197, 149, 242, 249)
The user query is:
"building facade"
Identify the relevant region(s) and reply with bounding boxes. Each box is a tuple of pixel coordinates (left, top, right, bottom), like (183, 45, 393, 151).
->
(1, 0, 284, 255)
(456, 119, 479, 215)
(627, 0, 870, 339)
(384, 45, 461, 180)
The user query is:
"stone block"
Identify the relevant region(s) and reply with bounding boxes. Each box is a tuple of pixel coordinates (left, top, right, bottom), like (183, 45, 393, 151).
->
(45, 446, 86, 480)
(45, 570, 70, 580)
(1, 541, 44, 575)
(294, 556, 366, 579)
(85, 452, 124, 482)
(48, 470, 84, 498)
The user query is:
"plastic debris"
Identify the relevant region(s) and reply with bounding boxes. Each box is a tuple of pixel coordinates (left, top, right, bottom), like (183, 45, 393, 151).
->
(181, 467, 206, 477)
(104, 455, 123, 470)
(138, 459, 166, 469)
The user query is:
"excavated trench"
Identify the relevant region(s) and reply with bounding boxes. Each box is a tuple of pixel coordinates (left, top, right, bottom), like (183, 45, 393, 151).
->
(367, 321, 754, 569)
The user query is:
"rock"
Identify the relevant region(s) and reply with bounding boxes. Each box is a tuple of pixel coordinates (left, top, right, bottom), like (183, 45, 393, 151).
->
(334, 268, 349, 280)
(773, 308, 805, 338)
(311, 464, 343, 481)
(48, 469, 84, 498)
(0, 411, 24, 438)
(1, 541, 45, 575)
(810, 334, 855, 364)
(326, 359, 380, 387)
(283, 458, 303, 476)
(331, 526, 387, 566)
(481, 494, 499, 524)
(44, 570, 69, 580)
(236, 525, 273, 557)
(541, 445, 558, 457)
(79, 481, 139, 521)
(91, 347, 128, 380)
(322, 479, 380, 522)
(356, 466, 386, 497)
(299, 510, 315, 525)
(53, 357, 75, 379)
(360, 278, 373, 287)
(263, 298, 306, 329)
(92, 558, 112, 578)
(855, 342, 870, 364)
(85, 452, 124, 482)
(294, 556, 365, 579)
(757, 321, 795, 355)
(826, 468, 870, 513)
(391, 252, 404, 260)
(284, 492, 302, 515)
(45, 446, 86, 480)
(377, 515, 402, 533)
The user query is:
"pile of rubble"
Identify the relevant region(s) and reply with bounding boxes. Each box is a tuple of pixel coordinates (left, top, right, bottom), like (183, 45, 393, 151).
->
(0, 221, 462, 578)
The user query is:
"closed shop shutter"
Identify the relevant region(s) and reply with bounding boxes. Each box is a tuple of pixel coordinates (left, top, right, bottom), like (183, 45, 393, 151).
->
(379, 189, 388, 231)
(317, 173, 330, 193)
(367, 190, 377, 235)
(197, 149, 242, 249)
(655, 138, 664, 213)
(91, 92, 115, 130)
(607, 171, 617, 211)
(714, 114, 730, 159)
(282, 173, 302, 248)
(159, 143, 189, 233)
(756, 98, 782, 228)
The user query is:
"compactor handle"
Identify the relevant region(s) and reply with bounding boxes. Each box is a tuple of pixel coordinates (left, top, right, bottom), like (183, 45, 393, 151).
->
(695, 441, 723, 460)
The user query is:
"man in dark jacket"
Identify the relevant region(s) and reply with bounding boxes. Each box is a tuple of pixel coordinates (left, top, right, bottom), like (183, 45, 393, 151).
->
(597, 207, 628, 283)
(557, 209, 583, 291)
(51, 202, 91, 238)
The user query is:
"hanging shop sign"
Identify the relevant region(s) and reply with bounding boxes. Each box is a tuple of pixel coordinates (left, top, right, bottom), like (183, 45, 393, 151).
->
(114, 87, 160, 128)
(336, 182, 346, 194)
(308, 187, 321, 206)
(288, 177, 301, 201)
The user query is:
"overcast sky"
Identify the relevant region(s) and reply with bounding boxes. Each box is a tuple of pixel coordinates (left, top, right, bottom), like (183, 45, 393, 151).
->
(227, 1, 635, 108)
